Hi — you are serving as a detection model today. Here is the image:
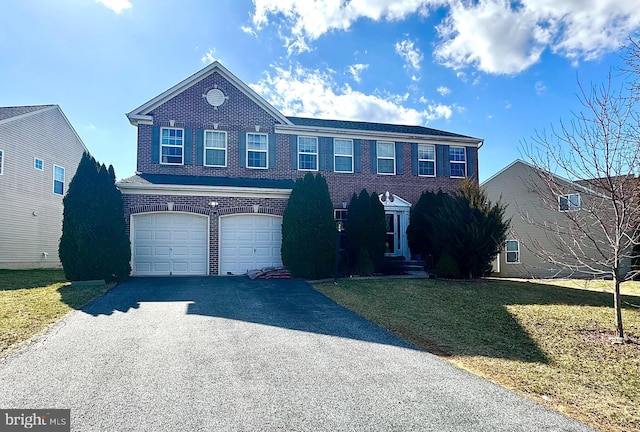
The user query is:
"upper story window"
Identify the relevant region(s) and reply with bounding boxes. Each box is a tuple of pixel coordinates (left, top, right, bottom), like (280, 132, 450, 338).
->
(334, 139, 353, 173)
(450, 146, 466, 177)
(377, 141, 395, 175)
(247, 133, 268, 169)
(559, 193, 580, 212)
(204, 130, 227, 167)
(418, 144, 435, 177)
(53, 165, 65, 195)
(298, 136, 318, 171)
(34, 158, 43, 170)
(0, 149, 4, 175)
(505, 240, 520, 263)
(161, 127, 184, 165)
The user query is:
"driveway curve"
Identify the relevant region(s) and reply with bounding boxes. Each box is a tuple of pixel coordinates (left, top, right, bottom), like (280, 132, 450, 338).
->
(0, 277, 593, 431)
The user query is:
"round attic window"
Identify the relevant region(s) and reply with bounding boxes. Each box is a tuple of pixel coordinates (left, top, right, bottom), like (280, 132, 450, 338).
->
(206, 88, 226, 107)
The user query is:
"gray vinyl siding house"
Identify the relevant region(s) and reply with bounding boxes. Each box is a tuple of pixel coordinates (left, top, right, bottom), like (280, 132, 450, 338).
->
(483, 159, 630, 279)
(0, 105, 87, 269)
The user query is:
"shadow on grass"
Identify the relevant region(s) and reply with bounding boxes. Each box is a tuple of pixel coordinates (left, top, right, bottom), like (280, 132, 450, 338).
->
(57, 283, 112, 309)
(64, 277, 419, 352)
(316, 278, 640, 365)
(0, 269, 66, 291)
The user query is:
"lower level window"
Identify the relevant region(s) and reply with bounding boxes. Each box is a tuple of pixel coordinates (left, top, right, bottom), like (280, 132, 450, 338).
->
(53, 165, 65, 195)
(505, 240, 519, 263)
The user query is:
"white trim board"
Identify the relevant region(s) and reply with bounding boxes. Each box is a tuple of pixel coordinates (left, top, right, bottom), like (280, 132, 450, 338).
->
(118, 183, 292, 199)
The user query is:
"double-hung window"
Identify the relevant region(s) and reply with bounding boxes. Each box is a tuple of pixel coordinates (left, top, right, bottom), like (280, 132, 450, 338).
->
(204, 130, 227, 167)
(160, 127, 184, 165)
(505, 240, 520, 263)
(450, 146, 466, 177)
(247, 133, 268, 169)
(53, 165, 65, 195)
(0, 149, 3, 175)
(334, 139, 353, 173)
(418, 144, 435, 177)
(298, 136, 318, 171)
(558, 193, 580, 212)
(34, 158, 43, 170)
(377, 141, 395, 175)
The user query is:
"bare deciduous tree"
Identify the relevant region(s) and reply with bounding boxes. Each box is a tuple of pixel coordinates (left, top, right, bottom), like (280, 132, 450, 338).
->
(522, 37, 640, 341)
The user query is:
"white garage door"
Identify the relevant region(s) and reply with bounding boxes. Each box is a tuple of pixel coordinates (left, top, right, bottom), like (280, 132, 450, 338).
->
(219, 214, 282, 275)
(132, 212, 208, 276)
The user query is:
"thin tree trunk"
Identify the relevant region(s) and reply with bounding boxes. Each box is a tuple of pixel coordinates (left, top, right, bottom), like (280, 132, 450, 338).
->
(614, 278, 624, 339)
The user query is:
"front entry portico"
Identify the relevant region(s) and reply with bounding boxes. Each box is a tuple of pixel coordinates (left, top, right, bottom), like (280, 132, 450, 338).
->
(378, 192, 411, 260)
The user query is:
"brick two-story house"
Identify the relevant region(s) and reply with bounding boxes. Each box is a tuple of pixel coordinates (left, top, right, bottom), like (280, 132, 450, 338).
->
(118, 62, 482, 276)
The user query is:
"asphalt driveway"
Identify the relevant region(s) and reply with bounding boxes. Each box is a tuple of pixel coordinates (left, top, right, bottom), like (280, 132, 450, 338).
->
(0, 277, 594, 431)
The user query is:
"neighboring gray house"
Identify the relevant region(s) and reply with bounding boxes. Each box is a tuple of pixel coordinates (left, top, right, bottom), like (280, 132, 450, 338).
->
(0, 105, 87, 269)
(483, 159, 629, 279)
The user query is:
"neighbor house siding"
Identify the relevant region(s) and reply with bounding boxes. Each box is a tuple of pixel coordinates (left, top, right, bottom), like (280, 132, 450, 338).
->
(0, 107, 86, 269)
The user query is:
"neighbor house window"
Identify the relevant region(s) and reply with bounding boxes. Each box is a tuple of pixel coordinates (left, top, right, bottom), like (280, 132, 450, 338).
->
(160, 127, 184, 165)
(34, 158, 43, 170)
(377, 141, 395, 175)
(204, 130, 227, 167)
(505, 240, 520, 263)
(334, 139, 353, 173)
(298, 136, 318, 171)
(247, 133, 268, 169)
(450, 146, 466, 177)
(53, 165, 65, 195)
(418, 144, 435, 177)
(559, 193, 580, 212)
(334, 209, 348, 223)
(0, 149, 3, 175)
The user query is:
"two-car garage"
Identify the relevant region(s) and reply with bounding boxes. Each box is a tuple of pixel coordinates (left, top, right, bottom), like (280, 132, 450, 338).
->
(131, 212, 282, 276)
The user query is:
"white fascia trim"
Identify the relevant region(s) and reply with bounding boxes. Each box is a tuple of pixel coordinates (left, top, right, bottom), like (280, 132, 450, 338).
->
(126, 61, 292, 126)
(128, 114, 154, 126)
(118, 183, 292, 199)
(275, 124, 482, 147)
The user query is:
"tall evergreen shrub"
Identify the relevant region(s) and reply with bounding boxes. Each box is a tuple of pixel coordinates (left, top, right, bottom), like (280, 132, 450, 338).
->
(345, 189, 386, 273)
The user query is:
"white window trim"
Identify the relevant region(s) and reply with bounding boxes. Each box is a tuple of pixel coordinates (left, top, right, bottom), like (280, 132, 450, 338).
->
(417, 144, 436, 177)
(450, 146, 467, 178)
(377, 141, 396, 175)
(297, 136, 318, 172)
(53, 164, 65, 196)
(34, 157, 44, 171)
(0, 149, 4, 175)
(246, 132, 269, 170)
(505, 239, 520, 264)
(160, 127, 184, 166)
(334, 139, 354, 173)
(558, 193, 581, 212)
(204, 130, 228, 168)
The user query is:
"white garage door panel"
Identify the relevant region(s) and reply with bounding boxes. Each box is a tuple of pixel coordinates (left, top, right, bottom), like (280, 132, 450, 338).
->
(219, 214, 282, 275)
(132, 213, 208, 276)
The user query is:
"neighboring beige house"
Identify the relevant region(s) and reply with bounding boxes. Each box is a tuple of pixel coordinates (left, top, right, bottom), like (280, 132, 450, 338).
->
(0, 105, 87, 269)
(483, 159, 630, 279)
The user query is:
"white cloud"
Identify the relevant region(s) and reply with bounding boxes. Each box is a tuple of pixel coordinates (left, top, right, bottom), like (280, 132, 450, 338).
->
(96, 0, 131, 14)
(395, 38, 424, 70)
(248, 0, 640, 74)
(436, 86, 451, 96)
(346, 63, 368, 83)
(535, 81, 546, 95)
(201, 49, 218, 65)
(250, 64, 454, 125)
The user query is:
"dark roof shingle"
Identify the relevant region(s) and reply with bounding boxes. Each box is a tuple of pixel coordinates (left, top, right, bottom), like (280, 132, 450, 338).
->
(0, 105, 55, 122)
(119, 173, 295, 189)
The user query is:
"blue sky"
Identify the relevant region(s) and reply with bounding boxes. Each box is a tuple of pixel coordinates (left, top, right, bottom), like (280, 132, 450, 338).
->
(1, 0, 638, 182)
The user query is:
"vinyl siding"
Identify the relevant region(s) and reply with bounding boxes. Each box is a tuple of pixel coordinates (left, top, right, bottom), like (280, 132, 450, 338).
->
(483, 161, 627, 279)
(0, 107, 86, 268)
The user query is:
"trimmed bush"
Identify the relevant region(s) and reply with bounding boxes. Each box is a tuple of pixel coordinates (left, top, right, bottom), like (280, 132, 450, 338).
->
(345, 189, 386, 273)
(435, 251, 460, 279)
(281, 173, 336, 279)
(59, 153, 131, 282)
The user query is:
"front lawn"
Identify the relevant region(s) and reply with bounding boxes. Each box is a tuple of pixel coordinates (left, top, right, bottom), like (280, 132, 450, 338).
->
(315, 278, 640, 432)
(0, 269, 111, 355)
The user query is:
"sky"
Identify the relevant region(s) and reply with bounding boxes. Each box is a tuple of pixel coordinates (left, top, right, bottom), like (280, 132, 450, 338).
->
(1, 0, 639, 183)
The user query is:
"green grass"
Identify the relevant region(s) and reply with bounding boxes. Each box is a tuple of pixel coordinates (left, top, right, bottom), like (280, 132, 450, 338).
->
(315, 278, 640, 432)
(0, 269, 111, 355)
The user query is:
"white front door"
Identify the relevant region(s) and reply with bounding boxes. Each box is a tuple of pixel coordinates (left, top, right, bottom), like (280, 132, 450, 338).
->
(131, 212, 209, 276)
(219, 214, 283, 275)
